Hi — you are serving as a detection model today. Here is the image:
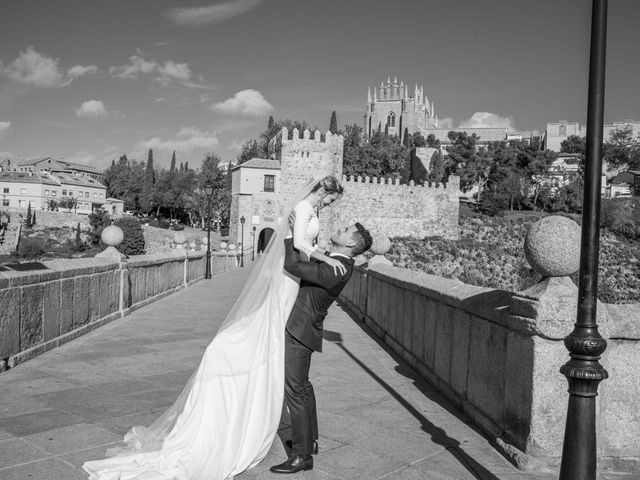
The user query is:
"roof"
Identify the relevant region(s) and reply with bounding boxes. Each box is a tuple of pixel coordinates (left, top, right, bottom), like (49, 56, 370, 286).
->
(232, 158, 281, 171)
(0, 171, 59, 186)
(423, 128, 509, 143)
(59, 160, 101, 174)
(54, 172, 106, 188)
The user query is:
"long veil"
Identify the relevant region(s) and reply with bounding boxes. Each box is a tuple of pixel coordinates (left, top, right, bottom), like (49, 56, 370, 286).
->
(92, 175, 324, 476)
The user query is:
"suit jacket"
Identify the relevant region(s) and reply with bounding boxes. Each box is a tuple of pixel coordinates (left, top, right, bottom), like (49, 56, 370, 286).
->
(284, 238, 354, 352)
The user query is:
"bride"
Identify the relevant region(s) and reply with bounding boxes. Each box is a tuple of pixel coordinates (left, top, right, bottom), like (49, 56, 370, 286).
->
(83, 175, 345, 480)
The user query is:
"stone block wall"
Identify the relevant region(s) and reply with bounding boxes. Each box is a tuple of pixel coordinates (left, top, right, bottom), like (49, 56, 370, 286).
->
(5, 207, 89, 227)
(0, 250, 244, 372)
(337, 175, 460, 240)
(339, 264, 639, 474)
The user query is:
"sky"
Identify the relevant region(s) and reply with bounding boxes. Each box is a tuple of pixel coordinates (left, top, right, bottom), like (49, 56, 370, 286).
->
(1, 0, 639, 171)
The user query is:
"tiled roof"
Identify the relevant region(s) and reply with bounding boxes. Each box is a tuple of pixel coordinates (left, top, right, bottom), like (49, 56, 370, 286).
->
(54, 172, 105, 188)
(0, 171, 59, 186)
(232, 158, 281, 171)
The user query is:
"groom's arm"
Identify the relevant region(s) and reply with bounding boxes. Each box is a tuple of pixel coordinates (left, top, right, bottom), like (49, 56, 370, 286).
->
(284, 239, 344, 289)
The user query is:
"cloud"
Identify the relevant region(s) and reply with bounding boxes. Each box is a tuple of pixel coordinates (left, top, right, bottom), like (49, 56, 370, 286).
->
(156, 60, 191, 85)
(437, 117, 455, 129)
(109, 54, 207, 88)
(109, 55, 157, 80)
(458, 112, 514, 129)
(165, 0, 263, 26)
(0, 121, 11, 134)
(212, 89, 273, 116)
(137, 127, 219, 155)
(1, 46, 97, 88)
(74, 100, 109, 118)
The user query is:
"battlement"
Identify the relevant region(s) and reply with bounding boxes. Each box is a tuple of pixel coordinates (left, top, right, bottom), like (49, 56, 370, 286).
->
(341, 174, 458, 190)
(268, 127, 344, 159)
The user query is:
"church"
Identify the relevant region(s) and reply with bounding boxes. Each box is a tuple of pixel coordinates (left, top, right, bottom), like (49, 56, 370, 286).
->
(363, 77, 439, 141)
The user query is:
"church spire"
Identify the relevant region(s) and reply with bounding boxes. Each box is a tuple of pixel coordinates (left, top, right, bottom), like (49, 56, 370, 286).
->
(368, 86, 371, 103)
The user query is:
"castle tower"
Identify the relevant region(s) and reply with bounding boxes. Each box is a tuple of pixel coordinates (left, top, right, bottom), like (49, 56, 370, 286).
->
(364, 77, 438, 142)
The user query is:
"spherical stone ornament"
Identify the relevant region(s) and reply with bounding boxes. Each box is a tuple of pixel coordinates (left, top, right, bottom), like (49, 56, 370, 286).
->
(219, 241, 228, 249)
(101, 225, 124, 247)
(173, 231, 187, 245)
(524, 215, 581, 277)
(369, 233, 391, 256)
(201, 237, 209, 246)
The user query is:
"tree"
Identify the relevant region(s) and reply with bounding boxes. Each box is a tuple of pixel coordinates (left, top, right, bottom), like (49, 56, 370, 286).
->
(140, 149, 155, 214)
(424, 133, 438, 148)
(429, 150, 446, 184)
(604, 126, 640, 171)
(58, 196, 78, 212)
(329, 111, 338, 134)
(26, 201, 32, 227)
(267, 115, 275, 131)
(237, 140, 260, 165)
(402, 128, 411, 148)
(103, 156, 145, 212)
(561, 135, 586, 155)
(170, 151, 176, 172)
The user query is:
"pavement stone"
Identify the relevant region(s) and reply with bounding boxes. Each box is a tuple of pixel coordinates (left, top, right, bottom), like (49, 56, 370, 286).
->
(0, 265, 635, 480)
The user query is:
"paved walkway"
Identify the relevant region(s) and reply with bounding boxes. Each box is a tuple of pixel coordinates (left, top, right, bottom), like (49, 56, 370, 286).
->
(0, 267, 633, 480)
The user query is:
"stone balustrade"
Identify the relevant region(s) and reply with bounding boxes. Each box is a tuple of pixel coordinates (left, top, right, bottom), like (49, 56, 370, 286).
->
(0, 249, 242, 372)
(340, 217, 639, 474)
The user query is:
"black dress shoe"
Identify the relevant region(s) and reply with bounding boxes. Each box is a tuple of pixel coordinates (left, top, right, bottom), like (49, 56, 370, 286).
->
(284, 440, 318, 455)
(269, 454, 313, 474)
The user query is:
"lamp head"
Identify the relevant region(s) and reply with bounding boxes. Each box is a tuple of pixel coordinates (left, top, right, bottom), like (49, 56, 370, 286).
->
(204, 183, 213, 196)
(240, 216, 245, 224)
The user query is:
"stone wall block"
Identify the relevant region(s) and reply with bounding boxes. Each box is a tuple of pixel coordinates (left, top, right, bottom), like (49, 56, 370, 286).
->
(59, 278, 74, 334)
(410, 293, 425, 364)
(42, 281, 61, 341)
(366, 276, 380, 329)
(121, 269, 131, 310)
(433, 302, 453, 383)
(0, 288, 21, 358)
(503, 331, 535, 450)
(467, 320, 508, 428)
(20, 283, 45, 350)
(421, 297, 437, 369)
(401, 287, 414, 354)
(130, 267, 141, 305)
(450, 310, 471, 397)
(72, 276, 90, 328)
(88, 274, 101, 322)
(389, 283, 402, 343)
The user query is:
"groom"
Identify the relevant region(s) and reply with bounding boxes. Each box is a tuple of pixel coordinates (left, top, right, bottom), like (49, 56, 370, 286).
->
(270, 223, 373, 474)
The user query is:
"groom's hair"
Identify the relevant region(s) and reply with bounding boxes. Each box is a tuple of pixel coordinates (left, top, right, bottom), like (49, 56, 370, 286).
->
(351, 222, 373, 257)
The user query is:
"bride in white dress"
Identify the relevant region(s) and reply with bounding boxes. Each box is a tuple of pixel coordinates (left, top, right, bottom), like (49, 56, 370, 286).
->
(83, 175, 345, 480)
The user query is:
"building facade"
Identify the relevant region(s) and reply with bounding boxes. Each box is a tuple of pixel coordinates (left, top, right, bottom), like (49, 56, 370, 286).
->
(545, 119, 640, 152)
(0, 156, 104, 182)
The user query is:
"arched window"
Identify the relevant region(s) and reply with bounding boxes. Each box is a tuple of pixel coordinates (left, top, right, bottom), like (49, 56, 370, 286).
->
(387, 112, 396, 128)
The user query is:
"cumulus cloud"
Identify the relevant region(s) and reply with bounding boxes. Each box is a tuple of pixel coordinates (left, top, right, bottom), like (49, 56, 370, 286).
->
(437, 117, 455, 129)
(0, 121, 11, 134)
(1, 46, 98, 88)
(109, 54, 201, 87)
(165, 0, 263, 26)
(212, 89, 273, 116)
(74, 100, 109, 118)
(137, 126, 219, 155)
(458, 112, 514, 129)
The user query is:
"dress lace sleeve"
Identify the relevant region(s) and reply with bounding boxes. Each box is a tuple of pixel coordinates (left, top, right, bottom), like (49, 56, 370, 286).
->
(292, 200, 316, 259)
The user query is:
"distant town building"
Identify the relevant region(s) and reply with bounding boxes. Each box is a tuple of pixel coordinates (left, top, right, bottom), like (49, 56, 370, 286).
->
(608, 170, 640, 198)
(544, 119, 640, 152)
(0, 170, 106, 214)
(0, 155, 104, 182)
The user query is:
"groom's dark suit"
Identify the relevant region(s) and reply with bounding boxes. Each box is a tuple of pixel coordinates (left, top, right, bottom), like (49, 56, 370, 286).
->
(283, 238, 354, 456)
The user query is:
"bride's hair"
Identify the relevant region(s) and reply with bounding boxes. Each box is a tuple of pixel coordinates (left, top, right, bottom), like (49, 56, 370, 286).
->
(311, 175, 344, 196)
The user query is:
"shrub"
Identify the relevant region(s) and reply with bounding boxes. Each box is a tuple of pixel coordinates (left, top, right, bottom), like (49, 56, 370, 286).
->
(601, 198, 640, 241)
(114, 216, 145, 255)
(18, 236, 46, 258)
(88, 210, 111, 244)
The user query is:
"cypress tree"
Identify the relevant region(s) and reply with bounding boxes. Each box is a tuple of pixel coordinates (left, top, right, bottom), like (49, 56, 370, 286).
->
(184, 161, 189, 172)
(170, 151, 176, 172)
(267, 115, 275, 131)
(329, 111, 338, 134)
(32, 211, 36, 225)
(26, 201, 32, 227)
(179, 162, 184, 173)
(141, 149, 155, 213)
(403, 127, 411, 148)
(384, 123, 389, 136)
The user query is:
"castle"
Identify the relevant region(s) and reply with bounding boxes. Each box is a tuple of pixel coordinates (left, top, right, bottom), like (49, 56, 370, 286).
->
(364, 77, 439, 141)
(229, 127, 460, 254)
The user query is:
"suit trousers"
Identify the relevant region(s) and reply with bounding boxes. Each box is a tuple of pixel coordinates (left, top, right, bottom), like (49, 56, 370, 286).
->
(284, 330, 318, 456)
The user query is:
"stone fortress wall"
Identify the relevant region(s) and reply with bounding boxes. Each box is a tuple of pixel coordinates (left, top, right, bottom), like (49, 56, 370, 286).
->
(230, 126, 460, 248)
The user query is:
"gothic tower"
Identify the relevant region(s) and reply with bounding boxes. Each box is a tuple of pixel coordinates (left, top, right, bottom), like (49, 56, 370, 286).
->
(364, 77, 439, 142)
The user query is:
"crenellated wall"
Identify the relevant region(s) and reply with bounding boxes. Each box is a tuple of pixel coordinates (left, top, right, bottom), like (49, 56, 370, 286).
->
(0, 250, 243, 372)
(336, 174, 460, 239)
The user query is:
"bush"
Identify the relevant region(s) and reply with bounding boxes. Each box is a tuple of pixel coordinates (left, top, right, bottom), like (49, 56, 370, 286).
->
(114, 216, 145, 255)
(601, 198, 640, 241)
(18, 236, 46, 258)
(88, 209, 111, 244)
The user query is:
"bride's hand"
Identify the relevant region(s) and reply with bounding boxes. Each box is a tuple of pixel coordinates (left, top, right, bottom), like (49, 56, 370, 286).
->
(324, 256, 346, 276)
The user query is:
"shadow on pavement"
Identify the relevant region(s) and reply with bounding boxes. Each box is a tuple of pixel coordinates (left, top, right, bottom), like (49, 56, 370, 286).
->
(326, 308, 502, 480)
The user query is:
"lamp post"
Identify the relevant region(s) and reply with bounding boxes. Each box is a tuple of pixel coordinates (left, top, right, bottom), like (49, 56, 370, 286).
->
(240, 215, 245, 267)
(252, 226, 256, 261)
(559, 2, 608, 480)
(204, 183, 213, 279)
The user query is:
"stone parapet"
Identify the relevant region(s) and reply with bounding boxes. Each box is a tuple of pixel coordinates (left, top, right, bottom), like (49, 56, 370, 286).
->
(0, 250, 244, 372)
(339, 263, 639, 475)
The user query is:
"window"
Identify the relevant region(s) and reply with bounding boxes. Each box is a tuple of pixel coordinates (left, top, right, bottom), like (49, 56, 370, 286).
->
(51, 190, 57, 197)
(2, 187, 8, 194)
(45, 190, 50, 196)
(20, 188, 26, 194)
(559, 124, 567, 136)
(85, 191, 89, 197)
(387, 112, 396, 128)
(69, 190, 73, 196)
(2, 199, 8, 207)
(62, 189, 67, 196)
(264, 175, 275, 192)
(93, 192, 97, 198)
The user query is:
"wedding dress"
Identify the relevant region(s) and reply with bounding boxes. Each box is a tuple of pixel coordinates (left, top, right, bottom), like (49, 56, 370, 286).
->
(83, 182, 321, 480)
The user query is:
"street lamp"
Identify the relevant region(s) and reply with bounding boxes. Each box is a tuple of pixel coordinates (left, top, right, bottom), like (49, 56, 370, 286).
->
(204, 183, 214, 279)
(252, 225, 256, 261)
(240, 215, 245, 267)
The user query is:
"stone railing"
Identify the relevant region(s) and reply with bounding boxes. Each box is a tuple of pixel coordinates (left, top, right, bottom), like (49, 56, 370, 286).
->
(0, 242, 243, 372)
(339, 217, 639, 475)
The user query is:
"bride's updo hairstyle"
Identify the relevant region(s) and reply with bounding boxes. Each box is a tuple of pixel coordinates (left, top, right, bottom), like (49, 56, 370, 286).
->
(312, 175, 344, 197)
